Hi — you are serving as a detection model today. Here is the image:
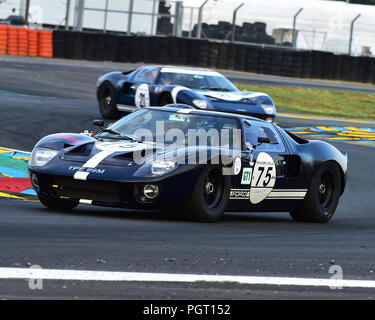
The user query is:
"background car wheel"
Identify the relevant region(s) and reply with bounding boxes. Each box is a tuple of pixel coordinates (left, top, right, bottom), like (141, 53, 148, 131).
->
(160, 93, 174, 106)
(290, 162, 341, 223)
(38, 194, 78, 211)
(99, 83, 120, 119)
(183, 166, 230, 222)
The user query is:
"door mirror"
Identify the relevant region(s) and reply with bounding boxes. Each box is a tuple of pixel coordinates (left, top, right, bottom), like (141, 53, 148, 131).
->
(257, 136, 271, 144)
(92, 119, 104, 128)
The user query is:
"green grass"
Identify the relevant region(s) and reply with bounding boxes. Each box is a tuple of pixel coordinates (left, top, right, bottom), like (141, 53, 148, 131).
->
(236, 84, 375, 120)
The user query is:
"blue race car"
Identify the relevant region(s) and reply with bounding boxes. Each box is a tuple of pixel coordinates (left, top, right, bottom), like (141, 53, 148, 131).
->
(96, 66, 276, 121)
(28, 105, 347, 223)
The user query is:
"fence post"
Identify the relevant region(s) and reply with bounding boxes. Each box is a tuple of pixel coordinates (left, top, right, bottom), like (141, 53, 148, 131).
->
(349, 14, 361, 56)
(197, 0, 209, 39)
(292, 8, 303, 48)
(231, 3, 244, 43)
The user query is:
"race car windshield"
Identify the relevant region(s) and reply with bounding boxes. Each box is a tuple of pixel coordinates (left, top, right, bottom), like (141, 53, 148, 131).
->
(100, 109, 241, 149)
(159, 72, 238, 91)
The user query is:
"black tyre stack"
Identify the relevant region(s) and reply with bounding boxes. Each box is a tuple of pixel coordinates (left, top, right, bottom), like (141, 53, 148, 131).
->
(52, 30, 65, 58)
(245, 46, 259, 73)
(116, 35, 129, 63)
(177, 37, 188, 65)
(105, 34, 120, 61)
(235, 44, 246, 71)
(216, 42, 228, 69)
(226, 43, 237, 70)
(269, 48, 282, 75)
(207, 41, 219, 68)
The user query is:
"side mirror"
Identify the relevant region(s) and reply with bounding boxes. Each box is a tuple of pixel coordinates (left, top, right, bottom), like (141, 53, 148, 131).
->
(257, 136, 271, 144)
(92, 119, 104, 128)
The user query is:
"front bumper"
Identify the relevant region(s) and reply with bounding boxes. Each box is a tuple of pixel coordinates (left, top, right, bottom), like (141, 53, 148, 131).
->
(29, 169, 197, 211)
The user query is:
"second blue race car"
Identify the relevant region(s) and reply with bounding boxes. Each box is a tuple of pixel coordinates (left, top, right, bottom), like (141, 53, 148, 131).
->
(96, 65, 276, 121)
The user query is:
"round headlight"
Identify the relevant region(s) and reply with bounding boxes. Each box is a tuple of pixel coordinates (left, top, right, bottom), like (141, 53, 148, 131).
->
(143, 185, 159, 199)
(30, 148, 59, 167)
(192, 99, 208, 109)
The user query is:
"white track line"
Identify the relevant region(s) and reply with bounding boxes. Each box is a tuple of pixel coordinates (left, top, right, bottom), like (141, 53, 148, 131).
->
(1, 268, 375, 289)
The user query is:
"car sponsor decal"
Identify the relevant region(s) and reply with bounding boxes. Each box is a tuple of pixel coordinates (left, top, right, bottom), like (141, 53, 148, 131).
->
(229, 189, 250, 200)
(229, 188, 307, 200)
(250, 152, 276, 204)
(135, 83, 150, 108)
(160, 68, 223, 77)
(234, 157, 242, 175)
(241, 167, 252, 185)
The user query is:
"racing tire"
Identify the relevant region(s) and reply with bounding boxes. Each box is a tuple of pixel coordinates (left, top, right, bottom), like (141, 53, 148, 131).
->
(38, 194, 78, 211)
(160, 93, 174, 106)
(289, 162, 341, 223)
(99, 83, 120, 119)
(183, 166, 230, 222)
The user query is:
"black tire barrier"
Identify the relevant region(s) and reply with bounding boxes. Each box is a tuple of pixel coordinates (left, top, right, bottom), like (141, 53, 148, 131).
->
(115, 35, 129, 62)
(235, 44, 246, 71)
(216, 43, 228, 69)
(226, 43, 237, 71)
(207, 41, 219, 68)
(177, 37, 188, 65)
(51, 30, 375, 84)
(196, 39, 209, 67)
(104, 34, 119, 61)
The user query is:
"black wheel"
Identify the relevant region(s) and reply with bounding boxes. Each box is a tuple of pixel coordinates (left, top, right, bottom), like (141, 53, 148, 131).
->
(160, 93, 174, 106)
(290, 162, 341, 223)
(38, 194, 78, 211)
(183, 166, 230, 222)
(99, 83, 120, 119)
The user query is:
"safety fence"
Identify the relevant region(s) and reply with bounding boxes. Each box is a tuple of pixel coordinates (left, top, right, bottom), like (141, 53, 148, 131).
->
(0, 25, 53, 58)
(1, 28, 375, 84)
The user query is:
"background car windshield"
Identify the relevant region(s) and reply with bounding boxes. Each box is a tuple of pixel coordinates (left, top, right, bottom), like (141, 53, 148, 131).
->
(101, 109, 240, 148)
(159, 72, 238, 91)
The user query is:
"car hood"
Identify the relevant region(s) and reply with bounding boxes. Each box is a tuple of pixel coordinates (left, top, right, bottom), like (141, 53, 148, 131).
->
(61, 140, 161, 167)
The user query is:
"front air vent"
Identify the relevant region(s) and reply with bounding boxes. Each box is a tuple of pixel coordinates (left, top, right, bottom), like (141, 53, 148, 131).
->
(66, 142, 94, 156)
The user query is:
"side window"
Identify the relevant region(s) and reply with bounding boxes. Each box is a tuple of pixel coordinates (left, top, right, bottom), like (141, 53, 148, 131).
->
(134, 68, 158, 84)
(243, 121, 285, 153)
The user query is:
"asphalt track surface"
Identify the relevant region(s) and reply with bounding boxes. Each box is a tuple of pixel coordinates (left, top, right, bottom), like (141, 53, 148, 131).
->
(1, 56, 375, 300)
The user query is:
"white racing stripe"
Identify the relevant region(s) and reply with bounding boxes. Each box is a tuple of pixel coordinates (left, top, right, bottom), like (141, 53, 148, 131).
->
(267, 189, 307, 199)
(73, 171, 90, 181)
(82, 150, 114, 169)
(1, 267, 375, 289)
(73, 150, 114, 180)
(160, 67, 223, 77)
(79, 199, 93, 205)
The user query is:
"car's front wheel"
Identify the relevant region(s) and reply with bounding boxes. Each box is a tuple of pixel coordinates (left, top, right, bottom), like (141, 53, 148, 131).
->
(99, 83, 120, 119)
(183, 166, 230, 222)
(38, 194, 78, 211)
(289, 162, 341, 223)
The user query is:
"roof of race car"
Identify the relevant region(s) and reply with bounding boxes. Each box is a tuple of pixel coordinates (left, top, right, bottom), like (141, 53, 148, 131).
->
(135, 65, 224, 76)
(145, 105, 264, 123)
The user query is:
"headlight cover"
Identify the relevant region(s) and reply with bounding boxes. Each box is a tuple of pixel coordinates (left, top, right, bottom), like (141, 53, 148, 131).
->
(151, 161, 177, 176)
(192, 99, 208, 109)
(261, 104, 275, 115)
(30, 148, 59, 167)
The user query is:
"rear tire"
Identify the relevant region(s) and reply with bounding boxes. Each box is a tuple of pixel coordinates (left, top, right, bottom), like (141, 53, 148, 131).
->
(38, 194, 78, 211)
(99, 83, 120, 119)
(290, 162, 341, 223)
(183, 166, 230, 222)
